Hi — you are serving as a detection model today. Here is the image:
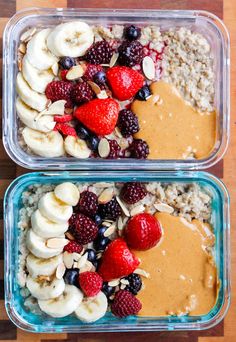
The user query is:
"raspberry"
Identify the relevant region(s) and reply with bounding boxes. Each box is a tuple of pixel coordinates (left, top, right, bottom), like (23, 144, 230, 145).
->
(64, 241, 83, 254)
(79, 271, 103, 297)
(72, 213, 98, 244)
(129, 139, 149, 159)
(71, 81, 94, 104)
(83, 64, 104, 81)
(124, 273, 142, 295)
(121, 182, 147, 204)
(98, 197, 122, 220)
(45, 81, 74, 108)
(118, 41, 144, 67)
(107, 140, 121, 159)
(77, 191, 98, 217)
(111, 290, 142, 317)
(54, 114, 73, 123)
(117, 109, 139, 137)
(54, 123, 77, 137)
(85, 41, 114, 64)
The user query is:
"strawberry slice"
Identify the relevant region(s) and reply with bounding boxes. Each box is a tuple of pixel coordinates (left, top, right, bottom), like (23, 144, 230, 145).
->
(54, 123, 77, 137)
(54, 114, 73, 123)
(98, 238, 140, 281)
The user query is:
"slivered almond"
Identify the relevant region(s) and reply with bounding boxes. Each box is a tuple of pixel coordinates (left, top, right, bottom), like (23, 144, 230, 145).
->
(98, 138, 110, 158)
(108, 279, 120, 287)
(98, 187, 114, 204)
(130, 204, 145, 216)
(18, 43, 26, 54)
(77, 252, 88, 269)
(116, 196, 130, 217)
(63, 251, 74, 269)
(134, 268, 150, 278)
(51, 62, 59, 76)
(46, 238, 69, 249)
(66, 65, 84, 80)
(97, 90, 108, 99)
(109, 52, 119, 67)
(56, 263, 66, 279)
(104, 223, 116, 237)
(65, 232, 75, 240)
(87, 81, 102, 95)
(102, 221, 112, 227)
(20, 27, 37, 42)
(154, 202, 174, 214)
(142, 56, 155, 80)
(120, 279, 129, 285)
(120, 284, 126, 290)
(114, 127, 122, 138)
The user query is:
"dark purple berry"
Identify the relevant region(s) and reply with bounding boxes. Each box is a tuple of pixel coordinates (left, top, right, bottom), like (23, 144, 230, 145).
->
(121, 182, 147, 204)
(86, 248, 97, 263)
(59, 57, 76, 70)
(76, 124, 90, 140)
(124, 273, 142, 295)
(78, 191, 98, 217)
(64, 269, 80, 286)
(71, 81, 94, 104)
(94, 70, 107, 85)
(94, 236, 111, 251)
(97, 226, 107, 238)
(107, 140, 121, 159)
(135, 85, 152, 101)
(102, 282, 115, 297)
(98, 197, 122, 220)
(129, 139, 149, 159)
(124, 25, 141, 41)
(94, 214, 102, 226)
(118, 40, 144, 67)
(85, 41, 113, 64)
(118, 109, 139, 137)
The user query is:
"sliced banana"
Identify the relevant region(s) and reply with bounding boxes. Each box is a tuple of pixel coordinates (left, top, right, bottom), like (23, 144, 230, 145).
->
(22, 55, 54, 93)
(38, 192, 73, 224)
(47, 21, 94, 57)
(26, 275, 65, 300)
(16, 98, 55, 133)
(22, 127, 65, 157)
(26, 253, 63, 277)
(64, 136, 91, 159)
(75, 291, 108, 323)
(26, 229, 63, 259)
(31, 209, 68, 238)
(54, 182, 80, 206)
(38, 284, 83, 318)
(27, 28, 58, 70)
(16, 73, 48, 112)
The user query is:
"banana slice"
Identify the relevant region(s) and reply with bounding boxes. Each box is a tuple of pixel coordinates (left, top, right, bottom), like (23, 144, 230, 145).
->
(54, 182, 80, 206)
(16, 98, 55, 133)
(47, 21, 94, 57)
(75, 291, 108, 323)
(31, 209, 68, 238)
(64, 136, 91, 159)
(22, 55, 54, 93)
(38, 192, 73, 224)
(26, 275, 65, 300)
(27, 28, 58, 70)
(16, 72, 48, 112)
(22, 127, 65, 157)
(38, 284, 83, 318)
(26, 253, 63, 277)
(26, 229, 63, 259)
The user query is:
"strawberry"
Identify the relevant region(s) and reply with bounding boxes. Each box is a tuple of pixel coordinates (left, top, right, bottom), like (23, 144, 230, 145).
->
(79, 271, 103, 297)
(98, 238, 140, 281)
(54, 114, 73, 123)
(124, 213, 162, 250)
(107, 66, 144, 101)
(74, 98, 119, 136)
(54, 123, 77, 137)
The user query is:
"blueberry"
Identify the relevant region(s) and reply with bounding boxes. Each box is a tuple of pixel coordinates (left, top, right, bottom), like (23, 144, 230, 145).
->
(64, 268, 79, 286)
(135, 85, 152, 101)
(94, 71, 106, 85)
(92, 260, 99, 270)
(124, 25, 141, 41)
(59, 57, 76, 70)
(76, 125, 90, 140)
(87, 134, 100, 151)
(94, 237, 111, 251)
(94, 214, 102, 226)
(97, 226, 107, 238)
(102, 282, 115, 297)
(86, 248, 97, 263)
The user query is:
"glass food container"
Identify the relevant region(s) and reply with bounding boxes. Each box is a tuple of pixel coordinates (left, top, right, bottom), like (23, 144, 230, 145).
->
(4, 171, 230, 332)
(2, 8, 230, 170)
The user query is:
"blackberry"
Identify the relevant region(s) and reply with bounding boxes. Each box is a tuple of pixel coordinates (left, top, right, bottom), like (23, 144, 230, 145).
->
(135, 85, 152, 101)
(107, 140, 121, 159)
(117, 109, 139, 137)
(124, 273, 142, 295)
(85, 41, 113, 65)
(124, 25, 141, 41)
(129, 139, 149, 159)
(77, 191, 98, 217)
(121, 182, 147, 204)
(71, 81, 94, 104)
(59, 56, 76, 70)
(72, 213, 98, 244)
(118, 40, 144, 67)
(98, 197, 122, 220)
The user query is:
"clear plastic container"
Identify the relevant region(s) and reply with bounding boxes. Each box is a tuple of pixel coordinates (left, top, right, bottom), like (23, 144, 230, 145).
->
(4, 171, 230, 332)
(2, 8, 230, 170)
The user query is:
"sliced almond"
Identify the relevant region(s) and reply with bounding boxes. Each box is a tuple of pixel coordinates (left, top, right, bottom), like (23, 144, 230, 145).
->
(98, 187, 114, 204)
(87, 81, 102, 95)
(63, 251, 74, 269)
(97, 90, 108, 99)
(130, 204, 145, 216)
(98, 138, 110, 158)
(108, 279, 120, 287)
(114, 127, 122, 138)
(20, 27, 37, 42)
(65, 232, 75, 240)
(120, 284, 126, 290)
(102, 221, 112, 227)
(18, 43, 26, 54)
(142, 56, 155, 80)
(120, 279, 129, 285)
(109, 52, 119, 67)
(104, 223, 116, 237)
(38, 100, 66, 117)
(56, 263, 66, 279)
(80, 260, 94, 273)
(77, 252, 88, 269)
(154, 202, 174, 214)
(46, 238, 69, 249)
(116, 196, 130, 217)
(93, 182, 114, 188)
(66, 65, 84, 80)
(51, 62, 59, 76)
(134, 268, 150, 278)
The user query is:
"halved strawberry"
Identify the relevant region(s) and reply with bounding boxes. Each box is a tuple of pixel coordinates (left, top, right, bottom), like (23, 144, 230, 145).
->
(54, 123, 77, 136)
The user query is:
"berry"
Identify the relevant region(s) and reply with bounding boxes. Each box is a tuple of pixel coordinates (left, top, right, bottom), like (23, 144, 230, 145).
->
(94, 70, 107, 85)
(85, 41, 113, 64)
(64, 268, 80, 286)
(135, 85, 152, 101)
(71, 81, 94, 104)
(98, 238, 140, 281)
(54, 123, 77, 137)
(87, 134, 100, 152)
(78, 191, 98, 217)
(72, 213, 98, 244)
(54, 114, 73, 123)
(102, 282, 115, 298)
(118, 41, 144, 67)
(86, 248, 97, 263)
(60, 69, 69, 81)
(111, 290, 142, 317)
(94, 236, 111, 251)
(121, 182, 147, 204)
(124, 25, 141, 41)
(74, 98, 119, 136)
(59, 57, 76, 70)
(129, 139, 149, 159)
(68, 213, 77, 229)
(107, 66, 144, 101)
(76, 125, 90, 140)
(64, 241, 83, 254)
(94, 214, 102, 226)
(79, 271, 103, 297)
(97, 226, 107, 238)
(107, 140, 121, 159)
(117, 109, 139, 137)
(45, 81, 74, 108)
(98, 197, 122, 220)
(124, 273, 142, 295)
(83, 64, 104, 81)
(125, 213, 162, 250)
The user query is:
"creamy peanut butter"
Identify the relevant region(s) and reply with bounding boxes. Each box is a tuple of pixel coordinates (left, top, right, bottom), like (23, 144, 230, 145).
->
(132, 81, 216, 159)
(135, 212, 218, 317)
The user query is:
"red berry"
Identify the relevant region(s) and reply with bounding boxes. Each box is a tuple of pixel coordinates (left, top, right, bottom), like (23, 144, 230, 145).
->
(74, 98, 119, 136)
(98, 238, 140, 281)
(107, 140, 121, 159)
(125, 213, 162, 250)
(129, 139, 149, 159)
(85, 41, 113, 65)
(54, 123, 77, 137)
(45, 81, 74, 108)
(107, 66, 144, 101)
(64, 241, 83, 254)
(111, 290, 142, 317)
(54, 114, 73, 123)
(121, 182, 147, 204)
(60, 69, 69, 81)
(77, 191, 98, 217)
(79, 271, 103, 297)
(98, 197, 121, 220)
(71, 81, 94, 104)
(83, 64, 104, 81)
(72, 213, 98, 244)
